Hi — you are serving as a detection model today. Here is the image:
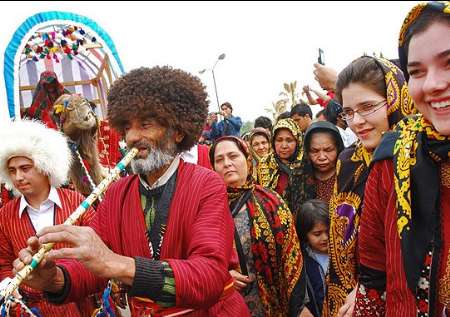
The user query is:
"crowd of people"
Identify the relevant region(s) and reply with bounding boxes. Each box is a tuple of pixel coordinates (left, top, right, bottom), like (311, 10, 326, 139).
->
(0, 2, 448, 317)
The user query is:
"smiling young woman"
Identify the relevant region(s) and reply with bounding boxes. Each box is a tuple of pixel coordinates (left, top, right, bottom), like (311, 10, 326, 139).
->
(354, 2, 450, 316)
(324, 55, 416, 317)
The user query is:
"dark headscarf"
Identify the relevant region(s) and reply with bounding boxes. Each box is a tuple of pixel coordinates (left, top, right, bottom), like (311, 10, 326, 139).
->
(325, 56, 417, 316)
(22, 71, 69, 129)
(372, 1, 450, 297)
(304, 121, 344, 157)
(210, 136, 304, 315)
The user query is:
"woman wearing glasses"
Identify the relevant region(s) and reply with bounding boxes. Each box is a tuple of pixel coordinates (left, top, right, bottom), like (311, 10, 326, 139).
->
(210, 136, 310, 317)
(323, 56, 416, 317)
(354, 2, 450, 316)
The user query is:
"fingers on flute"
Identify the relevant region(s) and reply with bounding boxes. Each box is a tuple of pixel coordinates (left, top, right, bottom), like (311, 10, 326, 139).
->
(26, 236, 40, 252)
(38, 226, 79, 245)
(47, 248, 82, 262)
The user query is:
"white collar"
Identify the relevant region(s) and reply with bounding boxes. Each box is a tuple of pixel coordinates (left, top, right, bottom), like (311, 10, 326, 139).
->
(19, 186, 62, 218)
(180, 144, 198, 164)
(139, 155, 180, 190)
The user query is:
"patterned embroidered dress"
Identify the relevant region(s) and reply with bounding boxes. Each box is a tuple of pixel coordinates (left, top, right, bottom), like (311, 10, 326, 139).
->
(234, 205, 265, 316)
(354, 115, 450, 316)
(230, 185, 303, 316)
(315, 174, 336, 204)
(352, 3, 450, 315)
(324, 57, 416, 316)
(211, 136, 306, 316)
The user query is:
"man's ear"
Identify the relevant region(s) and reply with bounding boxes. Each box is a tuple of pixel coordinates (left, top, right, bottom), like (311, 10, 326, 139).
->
(174, 131, 185, 144)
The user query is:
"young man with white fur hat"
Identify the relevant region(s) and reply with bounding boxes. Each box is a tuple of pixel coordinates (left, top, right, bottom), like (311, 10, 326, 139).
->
(0, 119, 95, 316)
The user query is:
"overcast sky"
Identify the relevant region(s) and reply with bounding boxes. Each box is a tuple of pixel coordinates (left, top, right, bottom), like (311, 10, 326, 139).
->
(0, 1, 418, 123)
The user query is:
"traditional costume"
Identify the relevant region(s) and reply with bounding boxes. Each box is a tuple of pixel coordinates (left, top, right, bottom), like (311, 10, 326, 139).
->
(47, 159, 249, 316)
(248, 128, 272, 180)
(257, 119, 309, 216)
(210, 136, 307, 316)
(0, 120, 95, 316)
(324, 56, 416, 316)
(22, 71, 69, 129)
(354, 3, 450, 315)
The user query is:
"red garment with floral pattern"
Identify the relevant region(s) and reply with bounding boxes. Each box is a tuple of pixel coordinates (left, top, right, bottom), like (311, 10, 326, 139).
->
(354, 160, 449, 316)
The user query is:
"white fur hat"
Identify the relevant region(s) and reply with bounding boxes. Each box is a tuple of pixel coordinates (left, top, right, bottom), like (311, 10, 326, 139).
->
(0, 119, 72, 190)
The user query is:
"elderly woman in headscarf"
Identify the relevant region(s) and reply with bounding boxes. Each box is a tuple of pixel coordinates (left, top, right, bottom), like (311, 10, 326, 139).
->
(257, 118, 309, 216)
(210, 136, 309, 317)
(353, 2, 450, 316)
(303, 121, 344, 204)
(323, 55, 417, 317)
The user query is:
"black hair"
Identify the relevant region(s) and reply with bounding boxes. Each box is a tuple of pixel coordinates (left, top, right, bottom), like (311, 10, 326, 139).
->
(290, 101, 313, 119)
(296, 199, 329, 243)
(220, 102, 233, 111)
(315, 109, 326, 119)
(276, 111, 291, 122)
(324, 99, 343, 125)
(254, 116, 273, 131)
(401, 8, 450, 81)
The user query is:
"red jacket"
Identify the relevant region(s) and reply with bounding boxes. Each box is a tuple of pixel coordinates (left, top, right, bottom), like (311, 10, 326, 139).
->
(60, 161, 249, 316)
(355, 160, 449, 316)
(0, 188, 95, 317)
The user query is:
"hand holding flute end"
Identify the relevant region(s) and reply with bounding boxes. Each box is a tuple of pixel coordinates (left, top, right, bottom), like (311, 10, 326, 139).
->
(12, 225, 136, 293)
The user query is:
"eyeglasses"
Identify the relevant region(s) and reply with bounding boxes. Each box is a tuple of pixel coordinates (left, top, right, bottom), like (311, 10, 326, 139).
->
(341, 100, 387, 122)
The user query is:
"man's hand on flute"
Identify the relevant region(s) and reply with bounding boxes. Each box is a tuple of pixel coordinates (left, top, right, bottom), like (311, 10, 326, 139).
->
(13, 236, 64, 293)
(13, 225, 136, 292)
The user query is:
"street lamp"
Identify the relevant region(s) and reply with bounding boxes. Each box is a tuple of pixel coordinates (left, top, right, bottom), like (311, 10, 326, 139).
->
(199, 53, 226, 111)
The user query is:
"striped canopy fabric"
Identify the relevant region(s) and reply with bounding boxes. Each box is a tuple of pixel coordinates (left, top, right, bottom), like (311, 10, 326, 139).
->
(4, 11, 124, 119)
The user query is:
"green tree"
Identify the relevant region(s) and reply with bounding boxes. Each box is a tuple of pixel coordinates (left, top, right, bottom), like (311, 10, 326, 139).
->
(240, 120, 254, 136)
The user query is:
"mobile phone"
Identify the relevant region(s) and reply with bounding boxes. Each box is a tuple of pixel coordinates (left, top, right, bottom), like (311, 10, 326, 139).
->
(318, 48, 325, 65)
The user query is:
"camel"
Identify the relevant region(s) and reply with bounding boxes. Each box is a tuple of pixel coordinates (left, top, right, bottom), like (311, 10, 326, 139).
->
(53, 94, 107, 196)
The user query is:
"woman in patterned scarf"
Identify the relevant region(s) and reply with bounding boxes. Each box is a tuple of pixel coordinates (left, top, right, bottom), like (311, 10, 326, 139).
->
(248, 128, 271, 180)
(210, 136, 309, 317)
(323, 55, 416, 317)
(354, 2, 450, 316)
(257, 118, 311, 216)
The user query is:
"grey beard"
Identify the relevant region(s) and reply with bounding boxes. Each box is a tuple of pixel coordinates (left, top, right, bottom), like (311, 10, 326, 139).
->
(131, 147, 175, 174)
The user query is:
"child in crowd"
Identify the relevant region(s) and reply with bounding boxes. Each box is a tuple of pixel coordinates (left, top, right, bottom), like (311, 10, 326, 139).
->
(296, 199, 330, 317)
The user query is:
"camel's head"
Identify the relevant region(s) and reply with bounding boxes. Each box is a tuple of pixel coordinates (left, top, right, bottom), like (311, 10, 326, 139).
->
(53, 94, 98, 137)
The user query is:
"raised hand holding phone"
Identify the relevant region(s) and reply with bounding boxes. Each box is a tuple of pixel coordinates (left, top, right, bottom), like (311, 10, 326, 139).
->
(318, 48, 325, 65)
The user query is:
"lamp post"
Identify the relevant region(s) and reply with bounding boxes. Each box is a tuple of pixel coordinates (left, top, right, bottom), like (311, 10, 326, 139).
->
(199, 53, 226, 112)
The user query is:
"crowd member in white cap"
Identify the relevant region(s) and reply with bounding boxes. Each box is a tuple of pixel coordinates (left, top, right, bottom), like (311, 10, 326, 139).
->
(0, 119, 95, 316)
